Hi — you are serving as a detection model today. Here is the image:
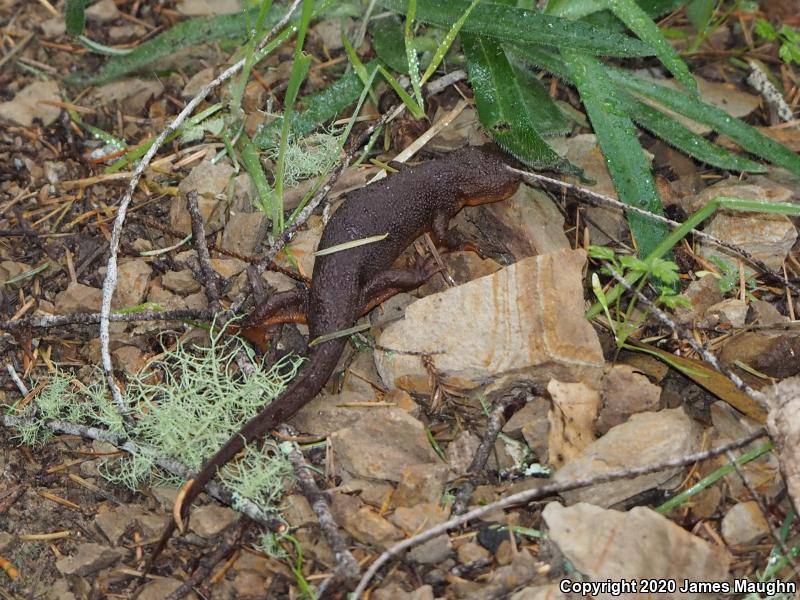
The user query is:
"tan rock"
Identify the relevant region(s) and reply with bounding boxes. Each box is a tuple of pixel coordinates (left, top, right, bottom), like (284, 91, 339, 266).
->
(375, 249, 604, 395)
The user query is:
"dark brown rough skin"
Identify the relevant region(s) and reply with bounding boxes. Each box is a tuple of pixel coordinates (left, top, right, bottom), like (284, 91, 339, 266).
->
(148, 145, 521, 567)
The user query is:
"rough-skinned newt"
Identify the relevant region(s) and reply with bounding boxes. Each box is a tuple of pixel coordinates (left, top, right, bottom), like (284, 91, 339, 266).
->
(148, 145, 521, 567)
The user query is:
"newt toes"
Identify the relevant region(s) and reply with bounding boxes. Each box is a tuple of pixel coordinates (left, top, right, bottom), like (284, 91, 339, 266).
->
(146, 145, 521, 569)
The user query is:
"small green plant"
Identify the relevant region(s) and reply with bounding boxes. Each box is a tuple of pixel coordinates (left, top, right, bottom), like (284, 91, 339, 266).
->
(755, 18, 800, 66)
(589, 246, 688, 347)
(700, 255, 758, 298)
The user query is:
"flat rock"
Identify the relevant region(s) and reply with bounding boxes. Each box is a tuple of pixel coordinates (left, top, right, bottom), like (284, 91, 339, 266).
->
(289, 391, 372, 436)
(543, 502, 730, 599)
(94, 504, 139, 544)
(554, 408, 701, 507)
(549, 134, 627, 246)
(176, 0, 241, 15)
(91, 79, 163, 114)
(446, 430, 480, 477)
(704, 298, 748, 329)
(721, 501, 769, 546)
(161, 269, 200, 294)
(55, 543, 123, 576)
(344, 506, 404, 548)
(55, 282, 103, 314)
(389, 502, 450, 535)
(221, 211, 267, 256)
(330, 408, 443, 482)
(675, 275, 724, 325)
(407, 535, 452, 564)
(86, 0, 119, 22)
(596, 365, 662, 435)
(720, 331, 800, 380)
(394, 463, 450, 507)
(137, 578, 197, 600)
(189, 504, 238, 538)
(547, 380, 600, 468)
(750, 299, 787, 326)
(453, 184, 570, 261)
(375, 250, 604, 395)
(170, 161, 235, 234)
(692, 183, 797, 272)
(0, 81, 61, 127)
(114, 259, 152, 308)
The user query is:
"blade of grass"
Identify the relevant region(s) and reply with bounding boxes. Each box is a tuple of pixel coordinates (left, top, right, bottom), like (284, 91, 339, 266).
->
(72, 6, 280, 85)
(239, 133, 274, 216)
(255, 59, 381, 148)
(618, 91, 768, 173)
(655, 441, 773, 514)
(378, 65, 425, 118)
(272, 0, 315, 236)
(607, 66, 800, 177)
(420, 0, 481, 83)
(230, 0, 274, 115)
(341, 31, 379, 105)
(404, 0, 425, 113)
(462, 34, 577, 171)
(563, 49, 668, 257)
(602, 0, 697, 94)
(375, 0, 656, 57)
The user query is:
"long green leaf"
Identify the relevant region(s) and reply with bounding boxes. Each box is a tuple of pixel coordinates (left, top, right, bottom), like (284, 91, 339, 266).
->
(618, 92, 768, 173)
(65, 0, 90, 36)
(371, 17, 409, 74)
(462, 34, 576, 172)
(254, 59, 381, 148)
(563, 49, 668, 257)
(506, 55, 571, 136)
(376, 0, 656, 57)
(404, 0, 425, 112)
(511, 45, 782, 175)
(70, 7, 285, 85)
(603, 0, 697, 94)
(607, 66, 800, 177)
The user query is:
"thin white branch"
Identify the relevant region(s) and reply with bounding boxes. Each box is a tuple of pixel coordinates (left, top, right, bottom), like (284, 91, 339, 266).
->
(351, 429, 766, 597)
(0, 415, 283, 528)
(5, 363, 29, 396)
(98, 0, 303, 418)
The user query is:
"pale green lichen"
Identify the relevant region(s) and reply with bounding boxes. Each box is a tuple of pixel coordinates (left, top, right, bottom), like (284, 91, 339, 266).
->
(7, 324, 301, 522)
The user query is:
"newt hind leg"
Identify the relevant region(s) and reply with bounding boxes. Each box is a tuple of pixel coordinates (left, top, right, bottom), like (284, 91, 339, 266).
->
(241, 288, 310, 351)
(359, 261, 441, 314)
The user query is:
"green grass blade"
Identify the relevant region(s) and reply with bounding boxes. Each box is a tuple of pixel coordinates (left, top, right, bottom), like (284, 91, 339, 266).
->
(375, 0, 656, 57)
(603, 0, 697, 94)
(371, 17, 409, 74)
(65, 0, 90, 36)
(462, 34, 576, 172)
(506, 57, 571, 136)
(655, 441, 773, 514)
(404, 0, 425, 112)
(608, 67, 800, 177)
(563, 49, 668, 257)
(619, 92, 768, 173)
(420, 0, 481, 83)
(378, 65, 425, 118)
(230, 0, 274, 115)
(254, 59, 381, 148)
(71, 6, 284, 85)
(239, 133, 274, 217)
(273, 0, 315, 236)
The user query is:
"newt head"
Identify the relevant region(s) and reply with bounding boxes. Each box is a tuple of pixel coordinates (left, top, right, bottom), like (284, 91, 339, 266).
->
(452, 145, 522, 207)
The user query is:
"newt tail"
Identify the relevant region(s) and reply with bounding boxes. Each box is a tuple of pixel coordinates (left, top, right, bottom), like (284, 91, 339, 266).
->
(147, 145, 520, 569)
